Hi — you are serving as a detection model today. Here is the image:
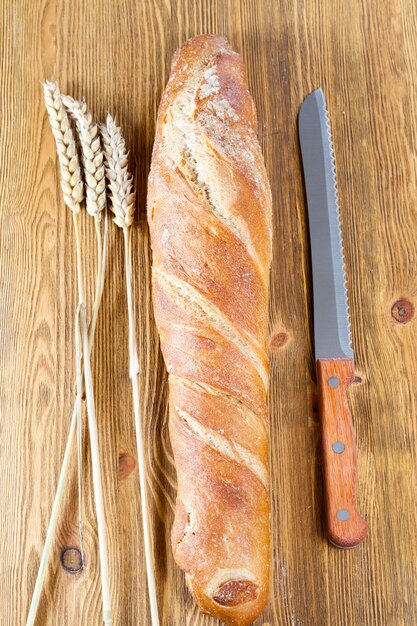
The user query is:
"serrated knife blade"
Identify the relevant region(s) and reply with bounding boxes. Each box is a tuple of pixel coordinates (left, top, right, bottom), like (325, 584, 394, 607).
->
(299, 88, 368, 548)
(298, 88, 353, 361)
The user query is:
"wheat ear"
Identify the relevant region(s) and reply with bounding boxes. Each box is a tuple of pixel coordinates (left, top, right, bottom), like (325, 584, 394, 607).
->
(62, 96, 106, 219)
(100, 115, 135, 228)
(102, 115, 159, 626)
(62, 94, 108, 343)
(43, 81, 84, 212)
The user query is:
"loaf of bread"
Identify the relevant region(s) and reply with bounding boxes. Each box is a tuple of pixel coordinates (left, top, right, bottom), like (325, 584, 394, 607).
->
(147, 35, 272, 626)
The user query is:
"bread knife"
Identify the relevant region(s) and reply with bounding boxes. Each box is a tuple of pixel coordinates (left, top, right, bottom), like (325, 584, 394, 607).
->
(298, 88, 368, 548)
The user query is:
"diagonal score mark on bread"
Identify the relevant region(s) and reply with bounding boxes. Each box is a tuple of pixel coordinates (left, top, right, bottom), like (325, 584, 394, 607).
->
(154, 268, 268, 388)
(175, 138, 264, 278)
(160, 54, 268, 278)
(174, 405, 268, 488)
(171, 375, 268, 435)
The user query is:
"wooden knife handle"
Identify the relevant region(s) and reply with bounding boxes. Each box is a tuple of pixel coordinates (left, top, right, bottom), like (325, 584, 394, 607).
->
(317, 358, 368, 548)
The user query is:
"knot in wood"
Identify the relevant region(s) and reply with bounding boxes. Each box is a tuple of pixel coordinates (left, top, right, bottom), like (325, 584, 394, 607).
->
(391, 299, 414, 323)
(60, 547, 83, 573)
(270, 332, 288, 349)
(118, 451, 136, 479)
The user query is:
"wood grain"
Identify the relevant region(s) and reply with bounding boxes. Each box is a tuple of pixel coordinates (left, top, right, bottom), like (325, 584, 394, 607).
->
(0, 0, 416, 624)
(317, 358, 368, 549)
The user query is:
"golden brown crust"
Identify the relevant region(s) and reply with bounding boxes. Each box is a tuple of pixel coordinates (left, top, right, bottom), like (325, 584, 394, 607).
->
(147, 34, 272, 626)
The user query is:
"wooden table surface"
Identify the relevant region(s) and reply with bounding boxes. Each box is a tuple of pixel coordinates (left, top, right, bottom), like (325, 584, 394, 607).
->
(1, 1, 417, 624)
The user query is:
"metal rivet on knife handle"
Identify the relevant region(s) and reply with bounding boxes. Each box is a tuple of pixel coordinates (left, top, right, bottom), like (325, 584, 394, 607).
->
(332, 441, 345, 454)
(328, 376, 340, 388)
(337, 509, 350, 521)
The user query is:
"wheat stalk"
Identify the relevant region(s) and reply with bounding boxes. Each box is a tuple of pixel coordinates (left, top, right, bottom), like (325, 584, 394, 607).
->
(74, 303, 85, 568)
(27, 83, 111, 626)
(102, 115, 160, 626)
(72, 211, 112, 626)
(62, 94, 112, 626)
(26, 82, 86, 626)
(61, 99, 109, 581)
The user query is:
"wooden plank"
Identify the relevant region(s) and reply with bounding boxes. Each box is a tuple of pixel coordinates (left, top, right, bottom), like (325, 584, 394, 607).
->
(0, 0, 416, 624)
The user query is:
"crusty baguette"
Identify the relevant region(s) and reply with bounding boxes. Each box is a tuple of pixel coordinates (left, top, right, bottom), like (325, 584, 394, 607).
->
(147, 35, 272, 626)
